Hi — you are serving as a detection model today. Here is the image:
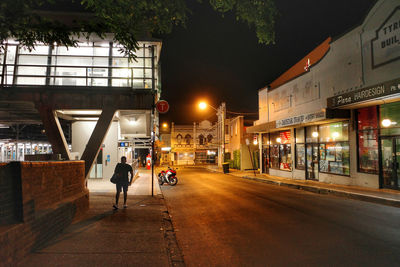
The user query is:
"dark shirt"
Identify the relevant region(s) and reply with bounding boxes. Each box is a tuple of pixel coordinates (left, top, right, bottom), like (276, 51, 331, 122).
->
(114, 163, 133, 184)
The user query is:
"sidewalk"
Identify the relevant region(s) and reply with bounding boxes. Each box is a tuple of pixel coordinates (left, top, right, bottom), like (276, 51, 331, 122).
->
(19, 170, 183, 267)
(204, 165, 400, 208)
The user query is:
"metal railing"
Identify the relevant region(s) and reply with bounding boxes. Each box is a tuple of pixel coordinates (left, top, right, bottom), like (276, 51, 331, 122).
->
(0, 64, 156, 88)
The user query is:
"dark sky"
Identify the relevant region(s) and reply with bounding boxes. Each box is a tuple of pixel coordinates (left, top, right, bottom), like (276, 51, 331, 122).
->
(159, 0, 376, 124)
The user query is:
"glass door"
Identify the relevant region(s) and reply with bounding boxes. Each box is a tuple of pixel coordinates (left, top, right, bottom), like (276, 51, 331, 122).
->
(380, 137, 400, 189)
(262, 147, 269, 174)
(306, 144, 319, 180)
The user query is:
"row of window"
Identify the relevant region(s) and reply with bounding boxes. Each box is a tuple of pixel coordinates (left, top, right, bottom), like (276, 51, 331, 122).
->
(0, 42, 158, 87)
(175, 134, 214, 145)
(262, 102, 400, 177)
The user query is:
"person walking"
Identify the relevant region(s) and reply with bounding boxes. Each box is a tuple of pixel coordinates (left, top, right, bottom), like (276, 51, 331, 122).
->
(113, 156, 133, 210)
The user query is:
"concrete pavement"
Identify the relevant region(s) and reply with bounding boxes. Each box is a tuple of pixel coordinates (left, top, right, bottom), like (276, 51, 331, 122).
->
(19, 169, 183, 267)
(203, 165, 400, 208)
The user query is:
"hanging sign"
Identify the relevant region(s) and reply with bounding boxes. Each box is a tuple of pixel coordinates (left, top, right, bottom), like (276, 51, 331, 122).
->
(156, 100, 169, 113)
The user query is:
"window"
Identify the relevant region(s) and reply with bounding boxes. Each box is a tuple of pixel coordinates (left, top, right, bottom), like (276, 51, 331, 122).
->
(270, 130, 292, 171)
(198, 135, 205, 145)
(318, 122, 350, 176)
(380, 102, 400, 136)
(270, 132, 280, 169)
(357, 107, 379, 174)
(176, 134, 182, 144)
(207, 134, 213, 143)
(295, 128, 305, 170)
(185, 134, 191, 145)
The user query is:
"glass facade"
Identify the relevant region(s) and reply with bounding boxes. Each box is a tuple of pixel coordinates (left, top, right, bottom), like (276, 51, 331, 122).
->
(318, 122, 350, 176)
(357, 107, 379, 174)
(295, 128, 305, 170)
(0, 40, 159, 89)
(269, 130, 291, 171)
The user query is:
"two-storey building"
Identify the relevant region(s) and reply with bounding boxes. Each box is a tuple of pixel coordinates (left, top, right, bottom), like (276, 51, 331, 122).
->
(0, 34, 162, 180)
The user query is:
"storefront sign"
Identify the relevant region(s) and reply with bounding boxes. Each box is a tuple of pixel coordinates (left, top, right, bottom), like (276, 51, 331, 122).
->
(276, 110, 325, 128)
(371, 6, 400, 69)
(327, 78, 400, 108)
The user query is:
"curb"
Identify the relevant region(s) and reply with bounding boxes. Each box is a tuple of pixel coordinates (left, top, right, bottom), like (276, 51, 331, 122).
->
(208, 168, 400, 208)
(160, 197, 185, 267)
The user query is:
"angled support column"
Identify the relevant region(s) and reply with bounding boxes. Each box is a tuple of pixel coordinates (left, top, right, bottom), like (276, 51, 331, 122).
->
(81, 108, 116, 178)
(38, 105, 71, 160)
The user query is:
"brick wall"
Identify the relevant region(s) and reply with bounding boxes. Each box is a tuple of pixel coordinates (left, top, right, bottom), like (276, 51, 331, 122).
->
(0, 161, 89, 266)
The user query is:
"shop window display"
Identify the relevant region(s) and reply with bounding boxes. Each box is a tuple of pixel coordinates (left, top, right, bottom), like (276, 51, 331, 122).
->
(270, 132, 280, 169)
(295, 128, 305, 170)
(319, 122, 350, 175)
(357, 106, 379, 174)
(380, 102, 400, 136)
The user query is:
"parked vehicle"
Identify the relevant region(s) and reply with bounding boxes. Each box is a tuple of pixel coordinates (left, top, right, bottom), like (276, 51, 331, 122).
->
(158, 167, 178, 186)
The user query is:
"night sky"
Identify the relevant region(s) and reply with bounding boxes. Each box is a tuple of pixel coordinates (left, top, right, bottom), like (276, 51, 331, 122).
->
(159, 0, 376, 124)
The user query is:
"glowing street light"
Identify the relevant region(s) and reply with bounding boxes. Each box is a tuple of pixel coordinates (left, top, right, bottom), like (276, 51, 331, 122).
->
(162, 122, 168, 128)
(198, 102, 207, 110)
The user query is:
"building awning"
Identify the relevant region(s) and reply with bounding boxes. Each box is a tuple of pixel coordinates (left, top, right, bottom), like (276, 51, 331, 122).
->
(246, 108, 350, 134)
(246, 121, 276, 134)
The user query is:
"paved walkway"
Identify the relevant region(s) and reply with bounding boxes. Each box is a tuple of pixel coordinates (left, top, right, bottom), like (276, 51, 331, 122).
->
(203, 165, 400, 207)
(19, 169, 183, 267)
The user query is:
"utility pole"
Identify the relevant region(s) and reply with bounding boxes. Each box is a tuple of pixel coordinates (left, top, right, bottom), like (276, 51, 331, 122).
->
(221, 102, 226, 166)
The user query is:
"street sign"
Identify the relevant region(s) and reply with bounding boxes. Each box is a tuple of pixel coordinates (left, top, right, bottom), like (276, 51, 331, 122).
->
(156, 100, 169, 113)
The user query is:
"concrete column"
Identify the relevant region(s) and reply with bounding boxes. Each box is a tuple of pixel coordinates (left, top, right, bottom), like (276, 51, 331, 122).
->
(81, 108, 116, 178)
(38, 105, 71, 160)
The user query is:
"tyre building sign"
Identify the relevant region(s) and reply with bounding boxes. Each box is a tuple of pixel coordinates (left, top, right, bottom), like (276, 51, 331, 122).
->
(371, 6, 400, 69)
(328, 78, 400, 108)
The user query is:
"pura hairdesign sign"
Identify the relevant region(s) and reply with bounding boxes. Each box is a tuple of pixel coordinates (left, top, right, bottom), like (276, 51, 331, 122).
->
(328, 78, 400, 108)
(371, 6, 400, 69)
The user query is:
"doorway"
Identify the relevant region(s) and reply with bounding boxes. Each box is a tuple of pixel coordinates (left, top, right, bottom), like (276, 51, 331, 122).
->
(380, 137, 400, 190)
(306, 144, 319, 180)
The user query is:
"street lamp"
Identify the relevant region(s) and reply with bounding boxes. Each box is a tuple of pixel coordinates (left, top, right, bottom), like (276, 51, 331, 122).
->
(197, 101, 226, 167)
(162, 122, 168, 128)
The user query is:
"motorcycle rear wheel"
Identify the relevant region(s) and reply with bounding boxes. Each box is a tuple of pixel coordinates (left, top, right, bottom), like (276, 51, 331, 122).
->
(158, 176, 164, 185)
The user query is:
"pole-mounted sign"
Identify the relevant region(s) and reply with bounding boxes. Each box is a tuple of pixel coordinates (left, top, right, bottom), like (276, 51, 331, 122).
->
(156, 100, 169, 113)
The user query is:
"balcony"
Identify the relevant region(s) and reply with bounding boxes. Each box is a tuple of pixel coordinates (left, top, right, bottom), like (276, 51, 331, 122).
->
(0, 41, 159, 89)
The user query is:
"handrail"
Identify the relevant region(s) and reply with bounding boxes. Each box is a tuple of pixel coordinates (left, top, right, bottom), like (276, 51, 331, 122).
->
(0, 63, 156, 88)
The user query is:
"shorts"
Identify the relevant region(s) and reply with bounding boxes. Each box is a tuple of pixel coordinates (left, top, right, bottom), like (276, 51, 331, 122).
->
(116, 182, 128, 193)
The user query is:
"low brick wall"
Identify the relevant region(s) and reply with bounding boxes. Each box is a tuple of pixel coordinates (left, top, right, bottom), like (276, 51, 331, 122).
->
(0, 161, 89, 266)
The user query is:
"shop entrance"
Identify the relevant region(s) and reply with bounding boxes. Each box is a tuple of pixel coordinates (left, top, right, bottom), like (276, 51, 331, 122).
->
(262, 147, 270, 174)
(380, 137, 400, 190)
(306, 144, 319, 180)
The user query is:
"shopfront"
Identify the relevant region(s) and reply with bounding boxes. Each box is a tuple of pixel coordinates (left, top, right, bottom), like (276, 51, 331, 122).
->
(355, 103, 400, 190)
(294, 121, 350, 181)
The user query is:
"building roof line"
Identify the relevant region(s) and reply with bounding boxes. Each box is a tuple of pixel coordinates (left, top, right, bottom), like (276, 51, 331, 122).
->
(268, 37, 332, 91)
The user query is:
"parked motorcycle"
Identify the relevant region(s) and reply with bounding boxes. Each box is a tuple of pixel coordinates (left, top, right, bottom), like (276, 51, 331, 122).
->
(158, 167, 178, 186)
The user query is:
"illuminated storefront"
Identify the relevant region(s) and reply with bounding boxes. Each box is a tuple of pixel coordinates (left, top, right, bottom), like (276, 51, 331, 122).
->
(249, 0, 400, 190)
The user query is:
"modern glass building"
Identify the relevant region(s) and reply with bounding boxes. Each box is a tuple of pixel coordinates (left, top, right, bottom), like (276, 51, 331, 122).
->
(0, 35, 162, 181)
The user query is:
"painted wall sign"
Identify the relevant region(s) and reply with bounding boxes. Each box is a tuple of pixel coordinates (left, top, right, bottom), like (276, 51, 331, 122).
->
(371, 6, 400, 69)
(276, 110, 326, 128)
(327, 77, 400, 108)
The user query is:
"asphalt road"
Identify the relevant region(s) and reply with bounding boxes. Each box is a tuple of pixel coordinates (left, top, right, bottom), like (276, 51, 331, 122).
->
(160, 167, 400, 267)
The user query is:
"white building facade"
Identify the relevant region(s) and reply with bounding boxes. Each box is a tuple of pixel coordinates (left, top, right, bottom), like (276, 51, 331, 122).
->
(248, 0, 400, 190)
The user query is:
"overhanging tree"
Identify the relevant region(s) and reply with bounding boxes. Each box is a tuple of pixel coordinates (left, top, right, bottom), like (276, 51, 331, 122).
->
(0, 0, 277, 59)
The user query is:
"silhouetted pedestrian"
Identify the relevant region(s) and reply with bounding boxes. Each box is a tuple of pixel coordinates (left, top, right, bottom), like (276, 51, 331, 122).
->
(113, 156, 133, 209)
